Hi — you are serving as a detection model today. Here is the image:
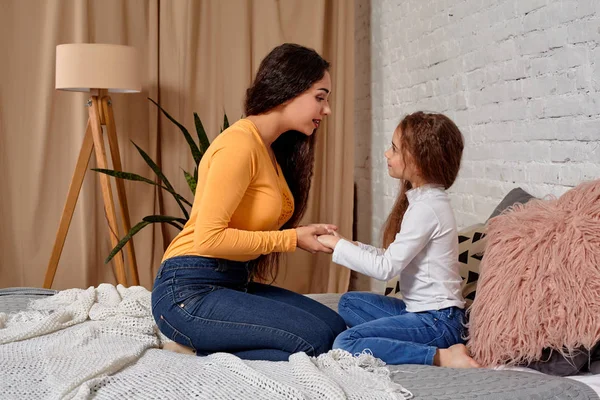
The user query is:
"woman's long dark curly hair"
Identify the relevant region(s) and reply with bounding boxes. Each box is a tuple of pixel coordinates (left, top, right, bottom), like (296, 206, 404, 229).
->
(244, 43, 330, 281)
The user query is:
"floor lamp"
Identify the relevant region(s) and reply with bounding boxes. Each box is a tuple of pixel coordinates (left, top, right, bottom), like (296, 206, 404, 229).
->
(43, 44, 141, 289)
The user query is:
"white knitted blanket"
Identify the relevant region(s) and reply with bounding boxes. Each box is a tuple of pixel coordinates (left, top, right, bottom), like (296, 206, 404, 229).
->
(0, 284, 412, 400)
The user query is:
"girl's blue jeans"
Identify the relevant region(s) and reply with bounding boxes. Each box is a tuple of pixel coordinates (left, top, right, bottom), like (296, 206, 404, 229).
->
(333, 292, 466, 365)
(151, 255, 347, 361)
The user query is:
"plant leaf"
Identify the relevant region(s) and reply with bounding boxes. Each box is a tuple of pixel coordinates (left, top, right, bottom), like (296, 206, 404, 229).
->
(219, 112, 231, 133)
(223, 113, 230, 130)
(131, 141, 190, 219)
(104, 215, 188, 264)
(142, 215, 187, 224)
(93, 168, 193, 208)
(129, 142, 173, 190)
(143, 215, 187, 230)
(92, 169, 156, 186)
(193, 112, 210, 155)
(104, 220, 150, 264)
(149, 97, 202, 166)
(183, 169, 197, 195)
(165, 221, 184, 230)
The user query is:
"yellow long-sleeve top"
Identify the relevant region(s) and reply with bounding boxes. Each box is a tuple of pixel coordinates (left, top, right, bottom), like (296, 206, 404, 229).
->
(162, 119, 297, 262)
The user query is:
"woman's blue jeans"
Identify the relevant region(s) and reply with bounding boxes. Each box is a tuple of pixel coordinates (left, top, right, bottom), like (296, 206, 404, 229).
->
(333, 292, 466, 365)
(151, 255, 347, 361)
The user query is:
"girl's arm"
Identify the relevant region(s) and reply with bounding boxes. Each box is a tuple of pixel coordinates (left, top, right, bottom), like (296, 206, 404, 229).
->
(332, 203, 438, 281)
(356, 242, 385, 256)
(322, 232, 385, 256)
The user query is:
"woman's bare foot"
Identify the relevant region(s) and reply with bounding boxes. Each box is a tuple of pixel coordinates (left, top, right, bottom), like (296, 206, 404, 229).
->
(161, 341, 196, 355)
(434, 344, 481, 368)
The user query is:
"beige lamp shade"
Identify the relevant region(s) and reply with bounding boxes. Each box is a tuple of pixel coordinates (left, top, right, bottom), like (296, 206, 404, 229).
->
(55, 44, 142, 93)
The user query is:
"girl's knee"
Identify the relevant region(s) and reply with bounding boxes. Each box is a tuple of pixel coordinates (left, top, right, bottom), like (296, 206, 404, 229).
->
(333, 328, 362, 350)
(332, 334, 346, 350)
(337, 292, 368, 323)
(338, 292, 360, 314)
(332, 327, 360, 352)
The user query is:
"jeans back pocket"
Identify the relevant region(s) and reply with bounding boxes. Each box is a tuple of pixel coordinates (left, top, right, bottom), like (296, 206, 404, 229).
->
(173, 282, 221, 314)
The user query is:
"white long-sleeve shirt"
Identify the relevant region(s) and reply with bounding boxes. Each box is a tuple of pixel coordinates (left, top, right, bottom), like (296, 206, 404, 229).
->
(333, 184, 465, 312)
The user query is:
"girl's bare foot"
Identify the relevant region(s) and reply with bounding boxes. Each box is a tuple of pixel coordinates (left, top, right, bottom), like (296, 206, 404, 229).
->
(434, 344, 481, 368)
(162, 341, 196, 355)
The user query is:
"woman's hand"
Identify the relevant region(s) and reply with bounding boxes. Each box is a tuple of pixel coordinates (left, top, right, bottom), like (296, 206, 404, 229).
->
(302, 223, 338, 233)
(296, 224, 337, 254)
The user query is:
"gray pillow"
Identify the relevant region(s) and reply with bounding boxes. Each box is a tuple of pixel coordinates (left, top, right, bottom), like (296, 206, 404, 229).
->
(527, 344, 599, 376)
(487, 187, 535, 221)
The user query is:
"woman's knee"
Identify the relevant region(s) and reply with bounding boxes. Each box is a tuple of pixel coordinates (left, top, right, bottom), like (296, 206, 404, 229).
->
(311, 324, 341, 356)
(330, 311, 348, 336)
(307, 298, 347, 337)
(282, 317, 338, 356)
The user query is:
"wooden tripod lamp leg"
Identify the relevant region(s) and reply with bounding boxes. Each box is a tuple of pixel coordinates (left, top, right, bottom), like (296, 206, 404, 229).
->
(102, 96, 140, 286)
(88, 96, 128, 286)
(43, 120, 95, 289)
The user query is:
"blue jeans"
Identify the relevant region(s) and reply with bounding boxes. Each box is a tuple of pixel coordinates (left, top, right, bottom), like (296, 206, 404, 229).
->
(333, 292, 466, 365)
(151, 255, 346, 361)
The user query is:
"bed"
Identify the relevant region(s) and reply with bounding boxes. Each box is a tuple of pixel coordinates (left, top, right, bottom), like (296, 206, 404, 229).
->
(1, 287, 598, 400)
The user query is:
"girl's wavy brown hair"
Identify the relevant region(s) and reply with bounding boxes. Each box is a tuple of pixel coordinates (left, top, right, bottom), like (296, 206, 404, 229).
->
(382, 112, 464, 247)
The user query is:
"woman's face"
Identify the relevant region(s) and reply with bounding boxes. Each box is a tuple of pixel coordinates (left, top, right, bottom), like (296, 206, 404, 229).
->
(281, 71, 332, 136)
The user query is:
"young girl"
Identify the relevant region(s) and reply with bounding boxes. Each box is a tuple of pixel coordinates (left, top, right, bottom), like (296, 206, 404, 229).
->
(317, 111, 480, 368)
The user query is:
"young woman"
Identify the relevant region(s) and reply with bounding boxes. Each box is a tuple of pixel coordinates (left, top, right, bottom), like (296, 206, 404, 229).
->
(151, 43, 346, 361)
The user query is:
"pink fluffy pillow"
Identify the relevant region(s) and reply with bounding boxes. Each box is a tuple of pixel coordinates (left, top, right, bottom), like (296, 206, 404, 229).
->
(467, 180, 600, 367)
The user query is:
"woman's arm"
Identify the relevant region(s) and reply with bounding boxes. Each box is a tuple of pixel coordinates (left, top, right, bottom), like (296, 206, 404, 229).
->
(193, 145, 297, 258)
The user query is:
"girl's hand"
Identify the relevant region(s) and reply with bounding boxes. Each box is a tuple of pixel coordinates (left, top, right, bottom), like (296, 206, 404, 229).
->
(296, 225, 335, 254)
(316, 234, 341, 250)
(326, 230, 358, 246)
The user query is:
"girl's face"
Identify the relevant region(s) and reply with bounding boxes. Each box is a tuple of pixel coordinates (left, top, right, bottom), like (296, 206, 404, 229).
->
(384, 128, 421, 183)
(281, 71, 332, 136)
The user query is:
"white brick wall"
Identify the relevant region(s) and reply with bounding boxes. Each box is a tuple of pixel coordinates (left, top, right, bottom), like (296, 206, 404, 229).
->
(357, 0, 600, 250)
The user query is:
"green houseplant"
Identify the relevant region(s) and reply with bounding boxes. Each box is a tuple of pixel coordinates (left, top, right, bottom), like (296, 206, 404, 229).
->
(93, 98, 229, 263)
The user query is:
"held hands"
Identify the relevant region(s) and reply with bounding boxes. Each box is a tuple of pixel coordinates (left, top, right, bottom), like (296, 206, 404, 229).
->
(316, 231, 342, 250)
(317, 230, 359, 251)
(296, 224, 338, 254)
